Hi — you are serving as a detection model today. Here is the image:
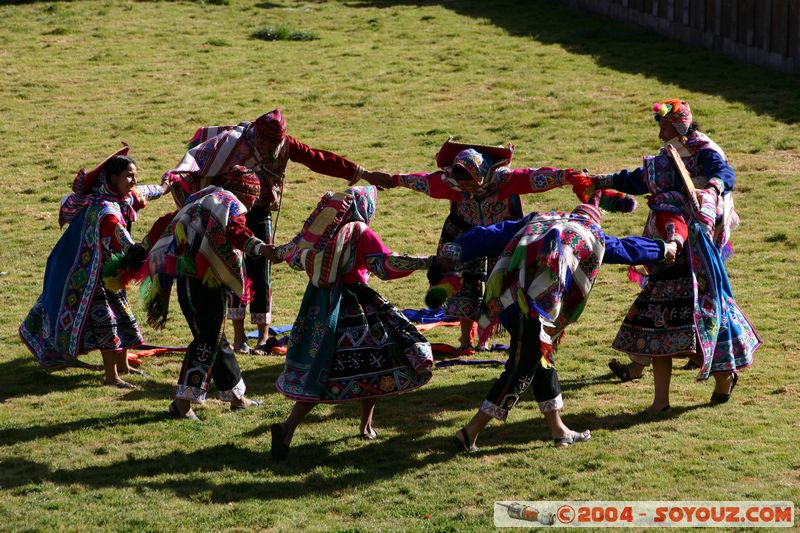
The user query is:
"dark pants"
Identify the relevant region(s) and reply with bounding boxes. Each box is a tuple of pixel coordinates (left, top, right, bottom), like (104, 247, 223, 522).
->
(481, 316, 562, 421)
(176, 275, 245, 401)
(228, 204, 272, 325)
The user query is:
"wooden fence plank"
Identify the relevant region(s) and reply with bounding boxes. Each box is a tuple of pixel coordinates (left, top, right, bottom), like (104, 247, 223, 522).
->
(556, 0, 800, 74)
(771, 0, 789, 55)
(720, 0, 736, 41)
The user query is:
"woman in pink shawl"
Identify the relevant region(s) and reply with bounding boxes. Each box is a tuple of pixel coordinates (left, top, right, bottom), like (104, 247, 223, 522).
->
(267, 186, 436, 460)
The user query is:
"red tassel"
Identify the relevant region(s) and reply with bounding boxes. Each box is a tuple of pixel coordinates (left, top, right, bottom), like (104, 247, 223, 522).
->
(567, 171, 595, 202)
(627, 266, 648, 288)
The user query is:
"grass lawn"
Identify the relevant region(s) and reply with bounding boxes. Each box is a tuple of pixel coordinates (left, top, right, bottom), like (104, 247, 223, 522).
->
(1, 0, 799, 531)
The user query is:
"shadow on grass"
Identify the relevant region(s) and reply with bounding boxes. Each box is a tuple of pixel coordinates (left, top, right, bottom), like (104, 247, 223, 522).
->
(3, 400, 711, 501)
(34, 435, 455, 502)
(114, 358, 286, 404)
(350, 0, 800, 124)
(0, 357, 100, 402)
(0, 350, 712, 501)
(0, 410, 168, 448)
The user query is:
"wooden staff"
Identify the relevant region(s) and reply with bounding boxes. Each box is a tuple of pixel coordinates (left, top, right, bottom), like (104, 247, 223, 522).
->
(665, 144, 700, 211)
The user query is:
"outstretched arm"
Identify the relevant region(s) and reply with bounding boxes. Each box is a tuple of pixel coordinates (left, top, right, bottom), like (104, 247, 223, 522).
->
(594, 167, 649, 195)
(359, 227, 433, 280)
(498, 167, 571, 197)
(448, 215, 534, 263)
(227, 214, 270, 257)
(131, 183, 170, 212)
(391, 171, 462, 201)
(603, 234, 670, 265)
(287, 135, 364, 183)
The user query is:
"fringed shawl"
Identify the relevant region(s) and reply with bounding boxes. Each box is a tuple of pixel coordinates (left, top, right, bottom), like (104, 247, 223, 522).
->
(647, 189, 761, 380)
(479, 212, 606, 350)
(276, 186, 377, 288)
(147, 186, 248, 294)
(141, 186, 248, 328)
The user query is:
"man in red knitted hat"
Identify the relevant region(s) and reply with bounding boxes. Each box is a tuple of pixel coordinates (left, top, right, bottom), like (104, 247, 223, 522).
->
(143, 166, 276, 419)
(164, 109, 392, 355)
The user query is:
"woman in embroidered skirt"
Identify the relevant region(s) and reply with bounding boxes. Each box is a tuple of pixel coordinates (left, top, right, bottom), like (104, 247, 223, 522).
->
(20, 147, 168, 388)
(574, 100, 761, 413)
(143, 166, 273, 419)
(441, 198, 676, 450)
(388, 139, 580, 350)
(268, 186, 435, 460)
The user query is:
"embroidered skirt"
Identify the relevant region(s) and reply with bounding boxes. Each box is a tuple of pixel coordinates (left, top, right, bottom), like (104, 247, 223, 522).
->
(81, 285, 144, 352)
(277, 282, 433, 402)
(612, 256, 696, 357)
(438, 213, 488, 320)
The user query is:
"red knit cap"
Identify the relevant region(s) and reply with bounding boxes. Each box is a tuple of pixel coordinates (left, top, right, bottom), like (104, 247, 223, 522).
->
(652, 99, 693, 136)
(223, 165, 260, 204)
(253, 108, 287, 143)
(571, 203, 602, 225)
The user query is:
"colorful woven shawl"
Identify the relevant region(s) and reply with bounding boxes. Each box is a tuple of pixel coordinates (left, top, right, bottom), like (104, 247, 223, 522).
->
(643, 132, 738, 254)
(647, 189, 761, 380)
(276, 186, 377, 287)
(168, 123, 251, 206)
(275, 186, 378, 399)
(479, 211, 606, 353)
(142, 186, 248, 327)
(20, 201, 124, 369)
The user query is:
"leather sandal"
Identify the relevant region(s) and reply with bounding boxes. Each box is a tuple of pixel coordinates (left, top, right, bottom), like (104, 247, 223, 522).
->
(453, 427, 478, 453)
(232, 340, 250, 355)
(167, 400, 199, 421)
(230, 398, 263, 412)
(710, 373, 738, 405)
(124, 368, 150, 379)
(608, 358, 636, 382)
(554, 429, 591, 447)
(359, 429, 379, 440)
(105, 379, 136, 389)
(640, 404, 672, 417)
(252, 337, 279, 355)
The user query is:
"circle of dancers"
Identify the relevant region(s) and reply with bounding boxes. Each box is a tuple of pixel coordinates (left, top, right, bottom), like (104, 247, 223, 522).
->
(19, 100, 761, 460)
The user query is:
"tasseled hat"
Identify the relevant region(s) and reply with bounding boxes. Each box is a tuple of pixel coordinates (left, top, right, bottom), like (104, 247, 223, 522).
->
(652, 99, 692, 136)
(253, 108, 287, 143)
(571, 188, 638, 225)
(223, 165, 261, 204)
(571, 202, 602, 225)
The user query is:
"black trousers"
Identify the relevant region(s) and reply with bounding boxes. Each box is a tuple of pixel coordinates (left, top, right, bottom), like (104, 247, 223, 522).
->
(228, 204, 272, 324)
(176, 275, 244, 401)
(481, 316, 562, 420)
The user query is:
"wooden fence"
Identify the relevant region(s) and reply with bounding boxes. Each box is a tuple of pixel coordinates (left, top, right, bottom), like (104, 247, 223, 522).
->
(558, 0, 800, 76)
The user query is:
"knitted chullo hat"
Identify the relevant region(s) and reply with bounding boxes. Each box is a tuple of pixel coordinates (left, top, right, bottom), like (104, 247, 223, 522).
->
(571, 202, 602, 225)
(223, 165, 261, 205)
(253, 108, 287, 143)
(652, 99, 693, 136)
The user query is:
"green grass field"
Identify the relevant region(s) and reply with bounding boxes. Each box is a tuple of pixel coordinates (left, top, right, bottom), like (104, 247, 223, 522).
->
(1, 1, 799, 531)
